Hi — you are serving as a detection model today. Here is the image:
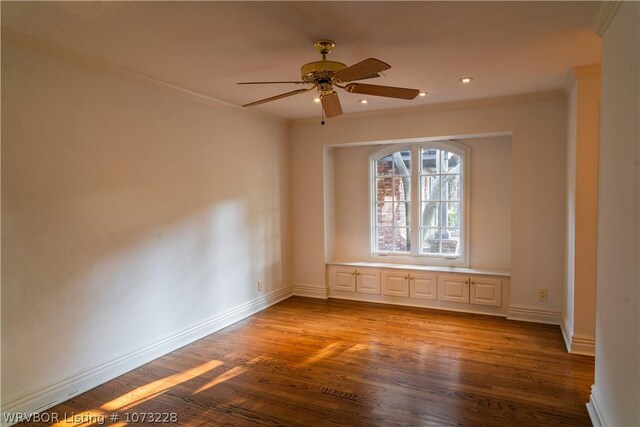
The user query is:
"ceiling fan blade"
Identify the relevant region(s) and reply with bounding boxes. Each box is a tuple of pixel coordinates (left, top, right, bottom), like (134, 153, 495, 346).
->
(358, 73, 382, 80)
(238, 81, 307, 85)
(321, 91, 343, 118)
(332, 58, 391, 83)
(344, 83, 419, 100)
(243, 88, 310, 107)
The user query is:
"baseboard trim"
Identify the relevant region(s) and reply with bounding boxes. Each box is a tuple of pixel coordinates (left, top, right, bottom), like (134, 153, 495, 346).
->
(561, 317, 573, 352)
(507, 304, 562, 325)
(292, 284, 328, 299)
(0, 286, 293, 426)
(587, 385, 611, 427)
(568, 334, 596, 356)
(560, 319, 595, 356)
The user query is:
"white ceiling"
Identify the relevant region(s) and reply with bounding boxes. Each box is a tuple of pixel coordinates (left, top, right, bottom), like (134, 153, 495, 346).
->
(2, 1, 602, 119)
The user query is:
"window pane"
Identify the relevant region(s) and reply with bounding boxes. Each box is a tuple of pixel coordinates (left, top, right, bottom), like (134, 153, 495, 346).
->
(394, 228, 411, 252)
(422, 176, 441, 201)
(445, 202, 460, 227)
(442, 228, 460, 255)
(442, 151, 461, 173)
(393, 151, 411, 176)
(376, 202, 393, 226)
(422, 149, 439, 174)
(376, 155, 393, 176)
(376, 227, 393, 251)
(376, 177, 393, 201)
(394, 177, 411, 202)
(421, 202, 440, 227)
(442, 175, 460, 201)
(373, 144, 464, 258)
(422, 228, 440, 253)
(394, 202, 411, 227)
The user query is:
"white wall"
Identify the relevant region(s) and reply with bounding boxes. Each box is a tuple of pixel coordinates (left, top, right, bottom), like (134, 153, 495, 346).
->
(331, 136, 511, 271)
(565, 84, 577, 337)
(590, 2, 639, 425)
(290, 92, 567, 320)
(563, 65, 600, 355)
(1, 43, 290, 413)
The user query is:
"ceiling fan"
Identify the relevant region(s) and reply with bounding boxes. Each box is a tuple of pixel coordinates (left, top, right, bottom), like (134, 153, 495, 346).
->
(238, 40, 420, 120)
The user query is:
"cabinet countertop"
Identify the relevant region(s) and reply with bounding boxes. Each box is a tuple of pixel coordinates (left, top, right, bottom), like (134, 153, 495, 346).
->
(327, 261, 511, 278)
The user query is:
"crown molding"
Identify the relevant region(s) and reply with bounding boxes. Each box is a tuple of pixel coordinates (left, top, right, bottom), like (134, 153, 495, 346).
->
(572, 63, 602, 80)
(1, 27, 567, 125)
(591, 1, 622, 38)
(291, 89, 566, 125)
(564, 63, 601, 95)
(1, 28, 275, 119)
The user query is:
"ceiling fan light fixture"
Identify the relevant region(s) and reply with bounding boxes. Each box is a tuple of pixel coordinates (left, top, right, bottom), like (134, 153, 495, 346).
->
(460, 77, 474, 84)
(313, 97, 321, 103)
(419, 92, 427, 97)
(359, 99, 369, 104)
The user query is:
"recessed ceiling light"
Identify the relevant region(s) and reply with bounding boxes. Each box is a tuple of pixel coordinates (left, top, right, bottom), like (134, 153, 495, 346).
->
(359, 99, 368, 104)
(460, 77, 474, 84)
(313, 97, 321, 103)
(419, 92, 427, 97)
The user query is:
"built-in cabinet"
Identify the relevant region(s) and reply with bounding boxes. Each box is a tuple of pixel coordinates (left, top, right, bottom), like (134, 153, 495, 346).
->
(470, 277, 502, 307)
(381, 270, 410, 297)
(327, 263, 509, 316)
(330, 267, 380, 294)
(438, 275, 470, 303)
(409, 272, 438, 300)
(355, 268, 381, 294)
(381, 271, 439, 300)
(438, 275, 502, 306)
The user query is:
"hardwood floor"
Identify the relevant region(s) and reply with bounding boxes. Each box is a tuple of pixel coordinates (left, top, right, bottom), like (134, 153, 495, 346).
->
(24, 297, 594, 426)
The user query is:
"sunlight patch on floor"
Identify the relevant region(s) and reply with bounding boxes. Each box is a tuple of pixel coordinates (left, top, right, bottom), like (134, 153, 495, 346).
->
(193, 355, 265, 394)
(102, 359, 224, 411)
(52, 359, 224, 426)
(298, 342, 342, 367)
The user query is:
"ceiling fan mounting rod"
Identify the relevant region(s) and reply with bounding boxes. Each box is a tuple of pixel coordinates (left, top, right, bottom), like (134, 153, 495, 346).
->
(314, 39, 336, 58)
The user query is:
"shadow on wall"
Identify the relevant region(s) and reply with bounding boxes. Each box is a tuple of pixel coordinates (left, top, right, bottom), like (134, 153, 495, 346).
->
(1, 43, 288, 404)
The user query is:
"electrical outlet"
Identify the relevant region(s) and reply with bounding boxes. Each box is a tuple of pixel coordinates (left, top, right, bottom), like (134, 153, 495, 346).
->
(257, 281, 264, 292)
(538, 288, 548, 302)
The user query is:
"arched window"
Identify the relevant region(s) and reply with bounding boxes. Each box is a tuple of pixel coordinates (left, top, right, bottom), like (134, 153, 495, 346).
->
(371, 142, 469, 266)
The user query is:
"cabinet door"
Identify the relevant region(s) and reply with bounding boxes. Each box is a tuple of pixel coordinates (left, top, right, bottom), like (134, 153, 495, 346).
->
(438, 275, 470, 303)
(410, 272, 437, 300)
(356, 268, 381, 294)
(470, 277, 502, 307)
(381, 271, 409, 297)
(331, 267, 356, 292)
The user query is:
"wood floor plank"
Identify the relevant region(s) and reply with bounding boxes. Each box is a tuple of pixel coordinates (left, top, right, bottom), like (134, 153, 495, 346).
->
(19, 297, 594, 426)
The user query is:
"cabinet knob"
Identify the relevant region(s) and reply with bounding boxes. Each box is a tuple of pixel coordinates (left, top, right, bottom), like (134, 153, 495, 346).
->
(404, 276, 409, 280)
(351, 271, 356, 276)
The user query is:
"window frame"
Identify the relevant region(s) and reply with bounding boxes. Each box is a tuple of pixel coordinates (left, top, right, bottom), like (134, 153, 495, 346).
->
(369, 141, 470, 267)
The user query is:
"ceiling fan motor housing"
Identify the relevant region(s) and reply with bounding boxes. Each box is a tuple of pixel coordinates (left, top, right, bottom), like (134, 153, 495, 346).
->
(300, 60, 346, 84)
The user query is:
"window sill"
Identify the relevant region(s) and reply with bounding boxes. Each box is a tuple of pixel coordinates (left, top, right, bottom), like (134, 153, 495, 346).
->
(327, 261, 511, 278)
(368, 253, 469, 268)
